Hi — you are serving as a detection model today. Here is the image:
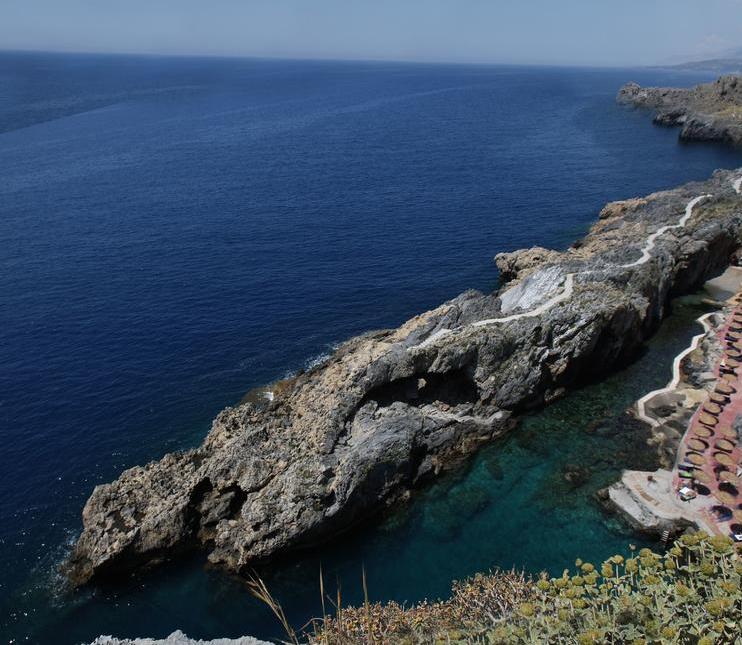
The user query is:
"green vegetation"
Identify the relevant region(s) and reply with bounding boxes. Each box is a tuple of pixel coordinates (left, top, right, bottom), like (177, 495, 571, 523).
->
(302, 533, 741, 644)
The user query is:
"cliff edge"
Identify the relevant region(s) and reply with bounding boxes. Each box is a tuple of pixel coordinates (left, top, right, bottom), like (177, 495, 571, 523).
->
(618, 74, 742, 145)
(65, 170, 742, 587)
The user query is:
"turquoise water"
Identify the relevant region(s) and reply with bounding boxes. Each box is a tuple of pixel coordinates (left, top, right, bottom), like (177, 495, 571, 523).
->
(2, 51, 740, 643)
(18, 297, 710, 643)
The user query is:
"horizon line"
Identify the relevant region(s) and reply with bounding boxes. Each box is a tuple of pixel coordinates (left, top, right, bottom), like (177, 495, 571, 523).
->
(0, 45, 671, 71)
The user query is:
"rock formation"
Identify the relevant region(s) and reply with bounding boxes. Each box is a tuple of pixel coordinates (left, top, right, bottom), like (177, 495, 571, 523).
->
(618, 75, 742, 145)
(90, 631, 269, 645)
(64, 170, 742, 587)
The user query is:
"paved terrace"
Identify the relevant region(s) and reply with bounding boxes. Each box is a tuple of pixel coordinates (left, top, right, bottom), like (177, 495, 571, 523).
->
(671, 284, 742, 537)
(611, 266, 742, 539)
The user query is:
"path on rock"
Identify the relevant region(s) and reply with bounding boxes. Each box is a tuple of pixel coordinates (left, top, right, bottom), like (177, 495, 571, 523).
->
(66, 170, 742, 589)
(414, 180, 742, 351)
(634, 312, 715, 429)
(617, 194, 711, 268)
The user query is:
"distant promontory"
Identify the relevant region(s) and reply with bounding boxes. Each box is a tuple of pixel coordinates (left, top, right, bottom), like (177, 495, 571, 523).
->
(618, 74, 742, 146)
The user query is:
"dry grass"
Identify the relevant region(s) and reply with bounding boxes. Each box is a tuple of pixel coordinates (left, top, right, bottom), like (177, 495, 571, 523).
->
(308, 569, 531, 644)
(250, 534, 742, 644)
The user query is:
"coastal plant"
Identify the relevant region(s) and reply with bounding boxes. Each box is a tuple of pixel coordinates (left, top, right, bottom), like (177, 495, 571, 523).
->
(308, 568, 532, 644)
(246, 573, 299, 644)
(307, 533, 741, 644)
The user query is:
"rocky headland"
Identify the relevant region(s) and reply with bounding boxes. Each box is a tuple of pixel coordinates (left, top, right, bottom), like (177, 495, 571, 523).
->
(618, 74, 742, 145)
(64, 167, 742, 588)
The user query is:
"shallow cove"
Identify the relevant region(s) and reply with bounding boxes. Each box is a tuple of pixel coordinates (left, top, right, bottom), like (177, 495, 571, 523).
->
(23, 295, 711, 643)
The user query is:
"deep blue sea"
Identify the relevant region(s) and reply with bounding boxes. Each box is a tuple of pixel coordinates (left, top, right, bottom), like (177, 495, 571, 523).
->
(2, 52, 741, 643)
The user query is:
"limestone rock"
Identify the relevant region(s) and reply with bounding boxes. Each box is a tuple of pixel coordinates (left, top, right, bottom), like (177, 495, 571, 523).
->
(90, 631, 269, 645)
(494, 247, 563, 283)
(599, 198, 648, 220)
(618, 74, 742, 146)
(64, 169, 742, 586)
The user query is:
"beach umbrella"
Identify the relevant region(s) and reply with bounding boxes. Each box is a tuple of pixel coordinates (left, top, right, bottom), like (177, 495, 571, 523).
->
(710, 393, 729, 405)
(699, 412, 719, 426)
(693, 469, 712, 484)
(734, 509, 742, 522)
(716, 438, 736, 452)
(719, 471, 741, 485)
(703, 402, 723, 416)
(715, 383, 736, 395)
(688, 438, 709, 452)
(694, 426, 713, 438)
(687, 452, 706, 465)
(715, 452, 735, 467)
(724, 358, 741, 370)
(721, 372, 737, 384)
(717, 425, 737, 439)
(715, 490, 737, 505)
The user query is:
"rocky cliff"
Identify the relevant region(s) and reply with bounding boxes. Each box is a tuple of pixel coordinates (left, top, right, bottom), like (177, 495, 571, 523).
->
(618, 75, 742, 145)
(65, 170, 742, 587)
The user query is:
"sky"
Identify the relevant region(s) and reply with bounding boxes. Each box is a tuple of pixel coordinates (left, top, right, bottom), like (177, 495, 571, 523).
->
(1, 0, 741, 67)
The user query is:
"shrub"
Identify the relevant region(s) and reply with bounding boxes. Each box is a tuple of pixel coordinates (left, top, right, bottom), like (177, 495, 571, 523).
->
(309, 533, 741, 644)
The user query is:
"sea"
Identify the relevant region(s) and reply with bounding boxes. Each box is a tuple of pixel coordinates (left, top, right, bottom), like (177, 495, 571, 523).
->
(1, 51, 740, 643)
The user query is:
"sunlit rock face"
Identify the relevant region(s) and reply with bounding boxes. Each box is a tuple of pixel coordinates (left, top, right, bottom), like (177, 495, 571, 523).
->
(618, 75, 742, 146)
(65, 169, 742, 586)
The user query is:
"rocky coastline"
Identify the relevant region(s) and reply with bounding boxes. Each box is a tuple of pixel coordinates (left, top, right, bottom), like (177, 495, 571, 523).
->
(618, 74, 742, 145)
(65, 166, 742, 588)
(67, 74, 742, 597)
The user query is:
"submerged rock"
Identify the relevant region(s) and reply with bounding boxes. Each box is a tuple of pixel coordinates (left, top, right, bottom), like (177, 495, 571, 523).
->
(562, 463, 592, 489)
(64, 170, 742, 586)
